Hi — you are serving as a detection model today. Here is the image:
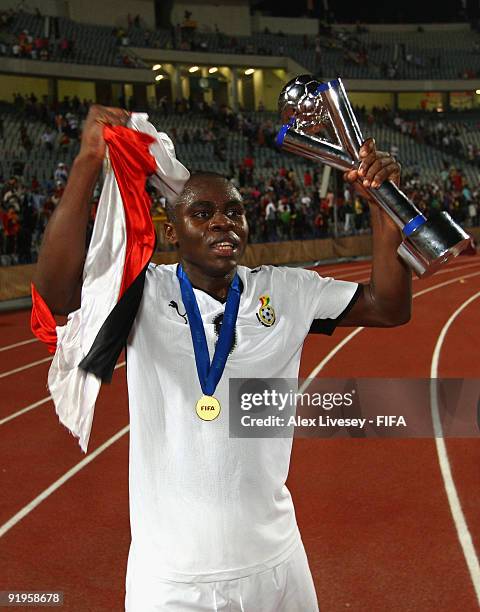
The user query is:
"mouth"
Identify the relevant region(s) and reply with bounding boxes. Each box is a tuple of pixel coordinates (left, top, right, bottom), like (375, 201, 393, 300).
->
(209, 238, 239, 258)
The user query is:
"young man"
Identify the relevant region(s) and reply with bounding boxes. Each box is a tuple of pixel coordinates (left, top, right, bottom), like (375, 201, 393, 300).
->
(33, 105, 410, 611)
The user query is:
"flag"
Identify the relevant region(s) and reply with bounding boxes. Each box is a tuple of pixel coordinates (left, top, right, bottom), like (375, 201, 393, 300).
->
(31, 114, 189, 452)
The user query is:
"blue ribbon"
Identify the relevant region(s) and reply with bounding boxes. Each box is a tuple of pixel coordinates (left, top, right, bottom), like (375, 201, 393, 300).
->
(314, 78, 340, 95)
(403, 214, 427, 237)
(276, 117, 295, 147)
(176, 264, 240, 396)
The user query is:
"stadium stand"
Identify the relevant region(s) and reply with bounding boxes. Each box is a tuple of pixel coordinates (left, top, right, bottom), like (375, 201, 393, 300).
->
(2, 9, 480, 79)
(1, 10, 146, 68)
(1, 97, 479, 265)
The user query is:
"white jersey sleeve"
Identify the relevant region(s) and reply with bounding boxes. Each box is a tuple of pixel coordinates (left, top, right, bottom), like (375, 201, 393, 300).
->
(271, 266, 361, 336)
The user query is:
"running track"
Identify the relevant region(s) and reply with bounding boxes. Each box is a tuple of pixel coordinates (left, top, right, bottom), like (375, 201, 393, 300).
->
(0, 256, 479, 611)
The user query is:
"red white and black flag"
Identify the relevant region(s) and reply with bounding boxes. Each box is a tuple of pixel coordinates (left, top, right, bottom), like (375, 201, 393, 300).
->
(31, 114, 189, 452)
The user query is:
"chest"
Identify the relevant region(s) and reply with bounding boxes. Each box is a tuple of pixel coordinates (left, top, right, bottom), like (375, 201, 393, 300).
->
(132, 284, 305, 376)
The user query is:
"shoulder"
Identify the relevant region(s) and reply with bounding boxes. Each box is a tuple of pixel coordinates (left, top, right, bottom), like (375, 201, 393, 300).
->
(145, 262, 178, 293)
(255, 265, 322, 282)
(147, 261, 177, 277)
(238, 264, 325, 291)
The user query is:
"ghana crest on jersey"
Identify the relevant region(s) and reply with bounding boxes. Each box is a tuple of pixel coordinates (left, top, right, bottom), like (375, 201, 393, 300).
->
(256, 295, 276, 327)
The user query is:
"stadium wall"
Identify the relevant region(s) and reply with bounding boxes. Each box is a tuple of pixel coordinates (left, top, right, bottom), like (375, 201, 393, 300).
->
(0, 74, 50, 102)
(57, 80, 96, 102)
(4, 51, 480, 109)
(348, 92, 394, 110)
(0, 57, 154, 91)
(252, 68, 287, 111)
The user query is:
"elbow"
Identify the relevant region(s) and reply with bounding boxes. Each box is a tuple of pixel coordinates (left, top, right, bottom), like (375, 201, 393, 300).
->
(32, 282, 76, 317)
(382, 305, 412, 327)
(392, 311, 411, 326)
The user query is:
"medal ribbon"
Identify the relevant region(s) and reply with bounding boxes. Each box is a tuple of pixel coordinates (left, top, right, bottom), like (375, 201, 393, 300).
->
(177, 264, 241, 397)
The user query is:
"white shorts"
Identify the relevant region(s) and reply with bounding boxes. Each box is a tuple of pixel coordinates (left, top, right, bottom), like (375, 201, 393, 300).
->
(125, 542, 320, 611)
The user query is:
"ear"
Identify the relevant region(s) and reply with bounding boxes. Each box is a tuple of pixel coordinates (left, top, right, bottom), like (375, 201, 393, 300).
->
(164, 222, 178, 246)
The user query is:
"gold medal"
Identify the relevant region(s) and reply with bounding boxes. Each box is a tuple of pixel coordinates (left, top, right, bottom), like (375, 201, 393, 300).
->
(196, 395, 221, 421)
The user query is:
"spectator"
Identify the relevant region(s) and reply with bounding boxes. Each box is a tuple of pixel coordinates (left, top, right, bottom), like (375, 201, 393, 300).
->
(265, 199, 277, 242)
(54, 163, 68, 184)
(41, 126, 56, 150)
(354, 196, 364, 232)
(3, 205, 20, 255)
(304, 170, 312, 187)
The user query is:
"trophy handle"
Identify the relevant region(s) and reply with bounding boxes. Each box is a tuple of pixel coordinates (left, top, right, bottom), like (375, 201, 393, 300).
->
(317, 79, 364, 160)
(277, 127, 355, 172)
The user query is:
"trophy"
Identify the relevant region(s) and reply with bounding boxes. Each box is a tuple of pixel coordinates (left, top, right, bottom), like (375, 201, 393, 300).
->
(276, 75, 471, 277)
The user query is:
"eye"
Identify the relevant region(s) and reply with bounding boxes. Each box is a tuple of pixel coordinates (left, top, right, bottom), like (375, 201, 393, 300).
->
(227, 208, 244, 218)
(193, 210, 210, 218)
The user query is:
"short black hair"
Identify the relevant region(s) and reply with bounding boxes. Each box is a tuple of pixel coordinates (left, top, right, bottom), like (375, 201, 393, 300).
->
(166, 171, 229, 221)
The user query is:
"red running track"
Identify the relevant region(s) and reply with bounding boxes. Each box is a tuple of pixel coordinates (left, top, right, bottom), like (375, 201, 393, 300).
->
(0, 256, 479, 611)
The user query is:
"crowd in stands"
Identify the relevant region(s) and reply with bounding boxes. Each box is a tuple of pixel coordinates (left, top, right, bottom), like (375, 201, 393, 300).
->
(0, 9, 73, 62)
(0, 8, 145, 68)
(354, 104, 480, 168)
(1, 157, 478, 265)
(1, 97, 479, 264)
(13, 90, 90, 122)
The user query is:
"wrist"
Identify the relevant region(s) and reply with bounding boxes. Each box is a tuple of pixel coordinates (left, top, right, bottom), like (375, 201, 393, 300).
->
(369, 204, 402, 238)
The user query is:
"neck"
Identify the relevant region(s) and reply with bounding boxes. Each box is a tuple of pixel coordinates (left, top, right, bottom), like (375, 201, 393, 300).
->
(180, 259, 236, 301)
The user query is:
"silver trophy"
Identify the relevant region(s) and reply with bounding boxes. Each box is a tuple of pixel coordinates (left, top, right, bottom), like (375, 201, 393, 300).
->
(277, 75, 471, 277)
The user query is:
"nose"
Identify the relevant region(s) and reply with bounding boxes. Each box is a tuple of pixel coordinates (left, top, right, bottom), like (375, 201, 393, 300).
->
(209, 211, 235, 230)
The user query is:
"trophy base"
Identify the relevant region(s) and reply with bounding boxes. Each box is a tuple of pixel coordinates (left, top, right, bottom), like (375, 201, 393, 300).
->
(397, 211, 471, 278)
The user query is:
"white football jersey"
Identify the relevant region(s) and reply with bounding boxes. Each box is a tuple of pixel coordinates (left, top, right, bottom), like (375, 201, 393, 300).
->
(126, 263, 359, 582)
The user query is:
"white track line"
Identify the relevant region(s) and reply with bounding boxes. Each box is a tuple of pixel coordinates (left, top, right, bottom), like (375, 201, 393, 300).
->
(425, 259, 480, 278)
(0, 397, 52, 426)
(0, 361, 126, 427)
(333, 267, 371, 280)
(312, 262, 372, 275)
(0, 338, 38, 352)
(0, 425, 130, 539)
(301, 265, 480, 385)
(323, 258, 480, 284)
(0, 357, 53, 379)
(314, 253, 478, 279)
(430, 290, 480, 605)
(303, 269, 480, 383)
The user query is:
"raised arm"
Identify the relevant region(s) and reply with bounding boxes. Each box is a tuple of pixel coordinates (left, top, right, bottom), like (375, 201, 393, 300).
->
(339, 138, 412, 328)
(32, 105, 130, 315)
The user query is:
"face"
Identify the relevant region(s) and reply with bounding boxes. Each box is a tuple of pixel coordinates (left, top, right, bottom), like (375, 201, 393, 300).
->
(164, 177, 249, 277)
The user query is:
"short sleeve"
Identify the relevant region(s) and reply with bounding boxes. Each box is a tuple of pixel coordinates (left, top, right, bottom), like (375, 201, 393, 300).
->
(277, 267, 361, 336)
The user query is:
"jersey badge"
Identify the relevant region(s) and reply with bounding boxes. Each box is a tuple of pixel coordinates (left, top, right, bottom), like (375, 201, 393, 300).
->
(256, 295, 276, 327)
